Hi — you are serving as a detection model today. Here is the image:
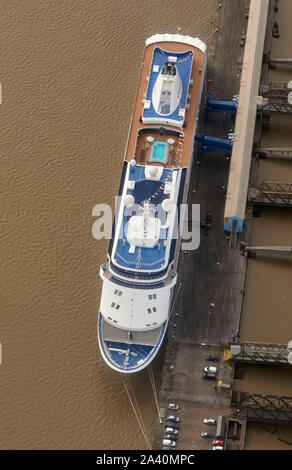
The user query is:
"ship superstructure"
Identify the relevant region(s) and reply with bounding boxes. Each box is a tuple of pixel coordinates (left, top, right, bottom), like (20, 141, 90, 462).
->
(98, 34, 206, 373)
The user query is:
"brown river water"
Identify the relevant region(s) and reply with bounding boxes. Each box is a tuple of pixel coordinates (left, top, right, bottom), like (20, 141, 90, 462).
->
(0, 0, 217, 449)
(1, 0, 291, 450)
(237, 0, 292, 450)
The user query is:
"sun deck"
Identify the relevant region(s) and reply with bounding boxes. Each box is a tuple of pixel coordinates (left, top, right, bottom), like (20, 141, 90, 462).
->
(112, 164, 181, 272)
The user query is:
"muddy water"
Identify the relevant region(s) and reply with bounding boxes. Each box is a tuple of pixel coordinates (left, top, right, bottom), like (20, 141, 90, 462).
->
(240, 0, 292, 344)
(237, 0, 292, 450)
(0, 0, 217, 449)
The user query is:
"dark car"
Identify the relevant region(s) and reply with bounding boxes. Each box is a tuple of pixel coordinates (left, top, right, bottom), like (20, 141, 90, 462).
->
(166, 421, 180, 429)
(164, 433, 178, 441)
(201, 432, 214, 438)
(202, 371, 216, 380)
(205, 355, 218, 362)
(167, 415, 180, 423)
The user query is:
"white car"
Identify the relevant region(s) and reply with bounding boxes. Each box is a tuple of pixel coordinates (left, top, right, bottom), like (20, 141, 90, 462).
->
(163, 439, 176, 447)
(165, 427, 178, 434)
(203, 418, 216, 425)
(213, 446, 223, 450)
(168, 403, 179, 410)
(204, 366, 217, 374)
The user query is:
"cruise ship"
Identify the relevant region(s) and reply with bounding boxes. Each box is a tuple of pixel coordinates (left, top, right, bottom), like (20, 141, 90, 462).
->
(98, 33, 206, 373)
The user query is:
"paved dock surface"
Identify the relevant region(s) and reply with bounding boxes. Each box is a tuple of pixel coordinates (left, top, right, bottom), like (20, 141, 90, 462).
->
(153, 0, 257, 450)
(175, 0, 250, 347)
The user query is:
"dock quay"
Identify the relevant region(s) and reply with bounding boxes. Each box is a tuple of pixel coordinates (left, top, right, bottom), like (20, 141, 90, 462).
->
(152, 0, 292, 451)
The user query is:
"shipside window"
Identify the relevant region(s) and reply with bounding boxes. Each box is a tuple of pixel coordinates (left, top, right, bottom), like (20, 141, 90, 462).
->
(114, 289, 123, 296)
(148, 294, 157, 300)
(147, 307, 157, 314)
(111, 302, 120, 310)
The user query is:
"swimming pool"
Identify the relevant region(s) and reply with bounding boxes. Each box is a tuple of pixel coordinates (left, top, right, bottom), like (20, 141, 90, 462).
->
(148, 140, 169, 164)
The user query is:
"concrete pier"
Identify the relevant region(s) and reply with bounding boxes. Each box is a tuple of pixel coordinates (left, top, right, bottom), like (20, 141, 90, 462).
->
(224, 0, 270, 232)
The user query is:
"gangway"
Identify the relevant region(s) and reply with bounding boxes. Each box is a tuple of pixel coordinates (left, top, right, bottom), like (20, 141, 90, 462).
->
(205, 91, 238, 115)
(248, 182, 292, 207)
(231, 392, 292, 424)
(195, 131, 233, 153)
(231, 342, 290, 365)
(255, 147, 292, 160)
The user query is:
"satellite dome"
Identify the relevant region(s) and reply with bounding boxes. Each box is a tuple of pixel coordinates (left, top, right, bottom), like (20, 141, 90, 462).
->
(150, 167, 158, 176)
(162, 199, 175, 212)
(123, 194, 135, 207)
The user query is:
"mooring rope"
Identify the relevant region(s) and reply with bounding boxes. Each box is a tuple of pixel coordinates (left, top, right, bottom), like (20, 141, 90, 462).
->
(148, 365, 161, 424)
(121, 375, 151, 449)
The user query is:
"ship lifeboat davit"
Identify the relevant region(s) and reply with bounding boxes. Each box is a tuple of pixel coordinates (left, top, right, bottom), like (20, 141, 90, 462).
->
(152, 61, 182, 116)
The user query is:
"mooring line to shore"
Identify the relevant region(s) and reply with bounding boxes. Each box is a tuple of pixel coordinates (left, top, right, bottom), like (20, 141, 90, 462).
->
(121, 375, 151, 449)
(148, 365, 162, 424)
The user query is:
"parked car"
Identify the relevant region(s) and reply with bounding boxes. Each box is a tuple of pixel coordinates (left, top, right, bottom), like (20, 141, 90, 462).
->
(164, 434, 178, 441)
(166, 421, 180, 429)
(162, 447, 172, 450)
(213, 440, 224, 446)
(201, 432, 214, 438)
(203, 418, 216, 425)
(205, 355, 218, 362)
(168, 403, 179, 410)
(204, 366, 217, 373)
(165, 427, 178, 434)
(167, 415, 180, 423)
(163, 439, 176, 447)
(202, 372, 216, 380)
(213, 446, 224, 450)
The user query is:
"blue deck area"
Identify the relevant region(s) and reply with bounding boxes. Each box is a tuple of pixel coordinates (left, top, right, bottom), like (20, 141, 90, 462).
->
(143, 47, 193, 124)
(113, 164, 178, 272)
(98, 314, 167, 372)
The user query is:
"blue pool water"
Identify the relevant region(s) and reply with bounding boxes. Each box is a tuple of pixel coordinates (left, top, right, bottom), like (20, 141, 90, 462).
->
(148, 140, 169, 163)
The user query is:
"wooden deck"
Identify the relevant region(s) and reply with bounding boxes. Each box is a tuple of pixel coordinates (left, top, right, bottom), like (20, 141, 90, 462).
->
(134, 130, 182, 167)
(124, 41, 205, 169)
